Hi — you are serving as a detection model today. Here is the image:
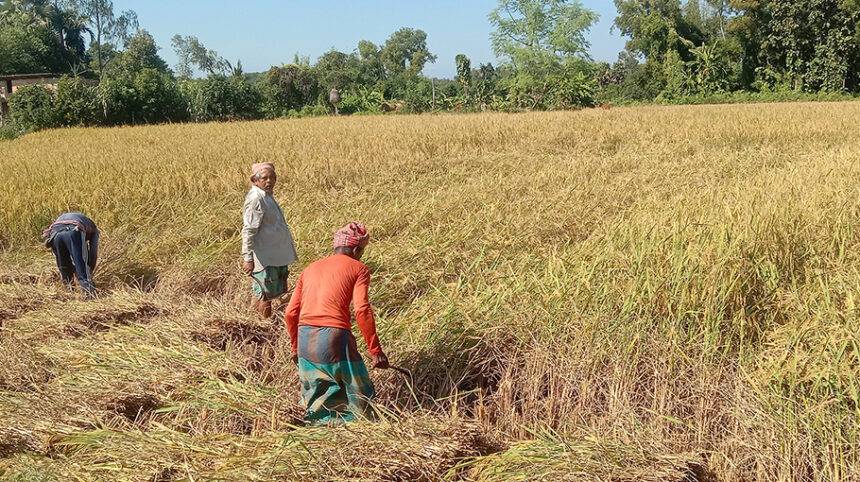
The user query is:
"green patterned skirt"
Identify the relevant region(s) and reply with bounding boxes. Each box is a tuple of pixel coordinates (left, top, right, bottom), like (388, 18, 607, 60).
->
(250, 265, 289, 300)
(297, 325, 376, 424)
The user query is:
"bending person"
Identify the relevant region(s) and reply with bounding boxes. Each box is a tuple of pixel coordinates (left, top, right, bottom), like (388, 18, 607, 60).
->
(242, 162, 298, 318)
(284, 222, 389, 425)
(42, 212, 100, 298)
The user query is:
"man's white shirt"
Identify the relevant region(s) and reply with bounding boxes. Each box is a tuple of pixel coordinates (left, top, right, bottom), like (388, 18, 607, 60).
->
(242, 185, 298, 271)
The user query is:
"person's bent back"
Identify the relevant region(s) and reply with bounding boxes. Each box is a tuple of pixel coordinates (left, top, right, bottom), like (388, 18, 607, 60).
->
(42, 212, 100, 298)
(284, 222, 388, 424)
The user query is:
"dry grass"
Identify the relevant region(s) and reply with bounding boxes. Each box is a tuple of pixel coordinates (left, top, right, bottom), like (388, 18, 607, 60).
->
(1, 103, 860, 480)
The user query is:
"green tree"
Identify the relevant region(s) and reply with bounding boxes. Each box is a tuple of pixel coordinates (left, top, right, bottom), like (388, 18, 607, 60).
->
(472, 62, 499, 107)
(0, 11, 62, 72)
(54, 74, 99, 125)
(613, 0, 704, 62)
(8, 83, 57, 130)
(108, 30, 168, 74)
(260, 64, 320, 118)
(703, 0, 732, 39)
(99, 30, 185, 124)
(488, 0, 598, 108)
(2, 0, 90, 69)
(738, 0, 860, 91)
(183, 74, 261, 122)
(0, 1, 90, 73)
(314, 49, 361, 90)
(74, 0, 138, 78)
(596, 51, 666, 101)
(489, 0, 599, 70)
(381, 27, 436, 77)
(455, 53, 472, 95)
(170, 34, 237, 78)
(357, 40, 385, 85)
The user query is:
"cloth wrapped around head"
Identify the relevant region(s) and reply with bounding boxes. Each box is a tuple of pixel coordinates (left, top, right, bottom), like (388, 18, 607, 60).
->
(251, 162, 275, 179)
(333, 222, 369, 249)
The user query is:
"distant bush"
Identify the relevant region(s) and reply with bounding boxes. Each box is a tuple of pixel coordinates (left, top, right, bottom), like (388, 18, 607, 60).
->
(0, 120, 24, 140)
(298, 104, 330, 117)
(9, 84, 57, 131)
(101, 69, 187, 125)
(400, 77, 435, 113)
(260, 65, 320, 118)
(54, 76, 100, 126)
(184, 75, 262, 122)
(339, 88, 384, 114)
(656, 90, 856, 106)
(496, 70, 595, 111)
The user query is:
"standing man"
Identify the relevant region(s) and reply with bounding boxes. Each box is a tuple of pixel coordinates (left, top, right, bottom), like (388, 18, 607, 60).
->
(42, 212, 100, 299)
(242, 162, 298, 318)
(284, 222, 389, 425)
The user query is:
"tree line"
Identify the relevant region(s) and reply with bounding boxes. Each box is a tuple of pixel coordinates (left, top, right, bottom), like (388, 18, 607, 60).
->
(1, 0, 858, 136)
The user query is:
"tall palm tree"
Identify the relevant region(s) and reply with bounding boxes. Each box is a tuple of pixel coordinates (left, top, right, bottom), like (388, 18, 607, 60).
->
(3, 0, 91, 69)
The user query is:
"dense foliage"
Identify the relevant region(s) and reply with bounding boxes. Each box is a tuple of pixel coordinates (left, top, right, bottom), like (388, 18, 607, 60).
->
(2, 0, 859, 136)
(604, 0, 860, 102)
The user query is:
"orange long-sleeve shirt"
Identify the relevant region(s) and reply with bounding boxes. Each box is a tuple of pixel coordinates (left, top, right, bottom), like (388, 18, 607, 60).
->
(284, 254, 383, 357)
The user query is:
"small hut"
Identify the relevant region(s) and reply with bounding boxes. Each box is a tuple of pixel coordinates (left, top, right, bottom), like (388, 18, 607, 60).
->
(0, 73, 61, 124)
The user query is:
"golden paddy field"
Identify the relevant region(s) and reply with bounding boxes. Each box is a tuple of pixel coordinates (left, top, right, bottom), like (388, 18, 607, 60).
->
(1, 103, 859, 480)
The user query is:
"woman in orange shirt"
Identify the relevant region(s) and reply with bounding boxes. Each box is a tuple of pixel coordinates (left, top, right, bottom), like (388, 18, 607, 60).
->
(284, 222, 389, 424)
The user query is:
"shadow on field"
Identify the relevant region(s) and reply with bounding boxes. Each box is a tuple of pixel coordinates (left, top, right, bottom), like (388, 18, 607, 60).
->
(0, 297, 47, 328)
(63, 302, 166, 338)
(112, 262, 160, 292)
(0, 427, 46, 458)
(0, 342, 56, 393)
(103, 391, 164, 425)
(375, 326, 508, 416)
(191, 317, 284, 378)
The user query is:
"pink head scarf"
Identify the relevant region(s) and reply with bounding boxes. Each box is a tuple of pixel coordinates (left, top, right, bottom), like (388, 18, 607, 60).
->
(333, 222, 370, 249)
(251, 162, 275, 179)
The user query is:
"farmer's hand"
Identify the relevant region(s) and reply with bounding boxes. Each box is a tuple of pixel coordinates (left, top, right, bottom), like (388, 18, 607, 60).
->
(291, 353, 298, 365)
(372, 353, 390, 369)
(242, 259, 254, 274)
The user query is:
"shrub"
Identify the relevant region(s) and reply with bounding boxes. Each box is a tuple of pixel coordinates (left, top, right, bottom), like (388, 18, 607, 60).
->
(339, 88, 384, 114)
(101, 69, 187, 125)
(400, 77, 435, 113)
(298, 104, 330, 117)
(9, 84, 57, 131)
(497, 70, 595, 111)
(260, 65, 321, 118)
(185, 75, 262, 122)
(54, 76, 101, 127)
(0, 120, 24, 140)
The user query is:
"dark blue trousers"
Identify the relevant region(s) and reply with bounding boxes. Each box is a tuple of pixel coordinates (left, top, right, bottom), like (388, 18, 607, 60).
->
(51, 227, 95, 294)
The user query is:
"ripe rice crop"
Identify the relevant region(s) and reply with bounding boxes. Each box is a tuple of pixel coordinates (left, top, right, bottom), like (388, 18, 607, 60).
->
(1, 102, 859, 480)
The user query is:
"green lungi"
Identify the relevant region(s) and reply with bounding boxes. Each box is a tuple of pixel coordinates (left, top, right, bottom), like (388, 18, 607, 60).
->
(250, 265, 289, 300)
(297, 325, 375, 424)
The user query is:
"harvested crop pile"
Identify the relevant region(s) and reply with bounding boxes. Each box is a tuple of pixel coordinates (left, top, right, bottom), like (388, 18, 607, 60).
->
(1, 415, 498, 480)
(192, 317, 279, 351)
(467, 432, 702, 482)
(64, 302, 165, 337)
(0, 427, 45, 458)
(0, 337, 55, 392)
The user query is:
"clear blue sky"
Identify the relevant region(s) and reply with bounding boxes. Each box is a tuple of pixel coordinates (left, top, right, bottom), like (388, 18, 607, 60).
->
(113, 0, 626, 78)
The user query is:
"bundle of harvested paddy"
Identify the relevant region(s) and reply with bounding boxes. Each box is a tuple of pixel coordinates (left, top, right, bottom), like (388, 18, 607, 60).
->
(466, 430, 702, 482)
(2, 413, 499, 481)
